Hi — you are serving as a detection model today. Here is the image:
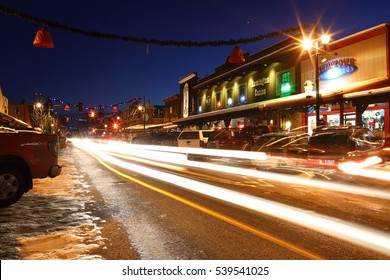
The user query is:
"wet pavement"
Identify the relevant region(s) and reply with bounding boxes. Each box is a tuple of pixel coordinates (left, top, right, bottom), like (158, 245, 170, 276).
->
(0, 145, 135, 260)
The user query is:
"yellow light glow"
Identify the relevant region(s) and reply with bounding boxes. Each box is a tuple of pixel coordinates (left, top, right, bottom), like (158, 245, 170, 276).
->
(303, 39, 313, 50)
(321, 34, 331, 45)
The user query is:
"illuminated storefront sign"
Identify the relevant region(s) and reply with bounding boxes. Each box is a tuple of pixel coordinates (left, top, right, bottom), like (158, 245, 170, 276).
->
(252, 77, 270, 87)
(319, 57, 357, 80)
(255, 88, 266, 96)
(253, 77, 269, 97)
(183, 83, 189, 118)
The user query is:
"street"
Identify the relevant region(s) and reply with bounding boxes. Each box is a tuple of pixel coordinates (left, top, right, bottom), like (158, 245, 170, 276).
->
(1, 139, 390, 260)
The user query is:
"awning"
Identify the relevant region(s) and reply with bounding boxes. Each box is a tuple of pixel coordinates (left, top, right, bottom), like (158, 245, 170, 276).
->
(124, 122, 177, 130)
(173, 92, 315, 125)
(343, 86, 390, 102)
(174, 86, 390, 126)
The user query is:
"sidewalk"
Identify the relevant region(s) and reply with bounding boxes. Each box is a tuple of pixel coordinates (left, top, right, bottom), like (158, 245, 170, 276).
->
(0, 143, 137, 260)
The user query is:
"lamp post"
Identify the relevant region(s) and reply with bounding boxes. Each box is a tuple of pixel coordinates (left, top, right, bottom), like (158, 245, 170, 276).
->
(138, 96, 147, 133)
(143, 96, 146, 133)
(314, 42, 321, 124)
(33, 101, 46, 132)
(303, 31, 330, 125)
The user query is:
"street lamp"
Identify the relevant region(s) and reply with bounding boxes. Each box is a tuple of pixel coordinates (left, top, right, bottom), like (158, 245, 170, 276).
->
(33, 101, 45, 131)
(303, 32, 330, 124)
(138, 96, 147, 133)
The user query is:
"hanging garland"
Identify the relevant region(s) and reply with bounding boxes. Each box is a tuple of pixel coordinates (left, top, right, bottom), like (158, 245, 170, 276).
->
(0, 4, 310, 47)
(34, 92, 142, 112)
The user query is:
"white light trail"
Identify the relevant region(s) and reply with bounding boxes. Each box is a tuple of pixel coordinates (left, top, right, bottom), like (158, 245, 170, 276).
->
(71, 139, 390, 200)
(106, 140, 268, 160)
(338, 156, 390, 181)
(71, 139, 390, 256)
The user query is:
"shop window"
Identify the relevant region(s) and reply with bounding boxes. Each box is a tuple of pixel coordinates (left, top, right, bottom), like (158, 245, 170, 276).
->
(197, 97, 202, 113)
(206, 94, 211, 105)
(277, 68, 295, 97)
(362, 109, 385, 131)
(226, 88, 233, 107)
(215, 92, 222, 109)
(281, 72, 292, 95)
(205, 94, 211, 111)
(239, 84, 247, 105)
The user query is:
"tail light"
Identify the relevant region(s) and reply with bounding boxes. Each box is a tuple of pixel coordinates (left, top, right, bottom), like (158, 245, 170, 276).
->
(48, 141, 59, 157)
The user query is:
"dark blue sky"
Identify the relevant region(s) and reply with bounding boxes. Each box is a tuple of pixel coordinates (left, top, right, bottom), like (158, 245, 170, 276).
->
(1, 0, 390, 111)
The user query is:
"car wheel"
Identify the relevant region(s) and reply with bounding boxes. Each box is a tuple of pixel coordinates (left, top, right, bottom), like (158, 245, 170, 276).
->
(0, 167, 26, 207)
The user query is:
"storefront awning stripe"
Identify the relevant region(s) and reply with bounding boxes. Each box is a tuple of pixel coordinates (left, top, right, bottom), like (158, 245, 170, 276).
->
(173, 92, 312, 124)
(343, 86, 390, 100)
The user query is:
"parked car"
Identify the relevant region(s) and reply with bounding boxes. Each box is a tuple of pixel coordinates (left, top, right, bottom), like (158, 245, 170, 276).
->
(131, 132, 152, 144)
(240, 125, 284, 139)
(252, 132, 309, 154)
(206, 128, 237, 149)
(250, 132, 309, 170)
(177, 130, 213, 148)
(0, 112, 62, 206)
(251, 126, 386, 171)
(307, 127, 384, 164)
(207, 125, 284, 151)
(153, 131, 181, 146)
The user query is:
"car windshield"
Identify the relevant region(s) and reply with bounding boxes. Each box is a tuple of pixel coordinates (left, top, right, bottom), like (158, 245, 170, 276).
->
(310, 132, 352, 146)
(178, 131, 199, 139)
(253, 135, 284, 150)
(201, 131, 213, 138)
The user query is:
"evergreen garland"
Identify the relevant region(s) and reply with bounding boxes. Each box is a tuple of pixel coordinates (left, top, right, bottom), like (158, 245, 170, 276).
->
(0, 4, 310, 47)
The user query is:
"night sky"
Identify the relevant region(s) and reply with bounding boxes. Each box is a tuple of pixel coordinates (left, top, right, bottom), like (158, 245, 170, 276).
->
(1, 0, 390, 112)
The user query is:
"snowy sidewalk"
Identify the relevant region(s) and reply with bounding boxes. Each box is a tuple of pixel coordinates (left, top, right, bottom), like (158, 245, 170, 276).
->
(0, 144, 136, 260)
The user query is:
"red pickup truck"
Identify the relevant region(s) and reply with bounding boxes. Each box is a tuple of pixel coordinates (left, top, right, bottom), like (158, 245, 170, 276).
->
(0, 112, 62, 206)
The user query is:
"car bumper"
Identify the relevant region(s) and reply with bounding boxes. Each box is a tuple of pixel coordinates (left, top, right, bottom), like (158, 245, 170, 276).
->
(49, 165, 62, 178)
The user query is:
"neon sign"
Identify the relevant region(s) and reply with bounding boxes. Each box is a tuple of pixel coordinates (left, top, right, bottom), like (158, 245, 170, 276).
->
(319, 57, 357, 80)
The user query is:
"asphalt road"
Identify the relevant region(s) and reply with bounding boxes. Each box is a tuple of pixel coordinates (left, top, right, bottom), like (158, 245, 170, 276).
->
(1, 139, 389, 260)
(70, 139, 390, 259)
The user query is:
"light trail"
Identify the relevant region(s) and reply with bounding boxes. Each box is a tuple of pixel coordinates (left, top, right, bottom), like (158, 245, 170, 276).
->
(72, 139, 390, 200)
(105, 140, 268, 160)
(71, 139, 390, 256)
(338, 156, 390, 181)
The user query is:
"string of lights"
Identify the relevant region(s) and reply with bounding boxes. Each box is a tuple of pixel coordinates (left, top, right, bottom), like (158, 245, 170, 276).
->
(34, 92, 142, 112)
(0, 4, 310, 47)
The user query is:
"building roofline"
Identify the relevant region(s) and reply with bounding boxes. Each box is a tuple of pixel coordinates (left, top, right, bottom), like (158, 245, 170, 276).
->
(178, 72, 197, 84)
(194, 41, 300, 89)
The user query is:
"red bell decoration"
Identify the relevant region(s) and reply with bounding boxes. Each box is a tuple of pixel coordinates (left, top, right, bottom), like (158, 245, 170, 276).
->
(33, 26, 54, 48)
(228, 46, 245, 63)
(112, 106, 118, 113)
(64, 104, 70, 111)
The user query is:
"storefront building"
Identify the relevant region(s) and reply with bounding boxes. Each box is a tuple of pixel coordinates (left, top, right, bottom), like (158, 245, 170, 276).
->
(174, 23, 390, 138)
(175, 36, 306, 130)
(301, 23, 390, 137)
